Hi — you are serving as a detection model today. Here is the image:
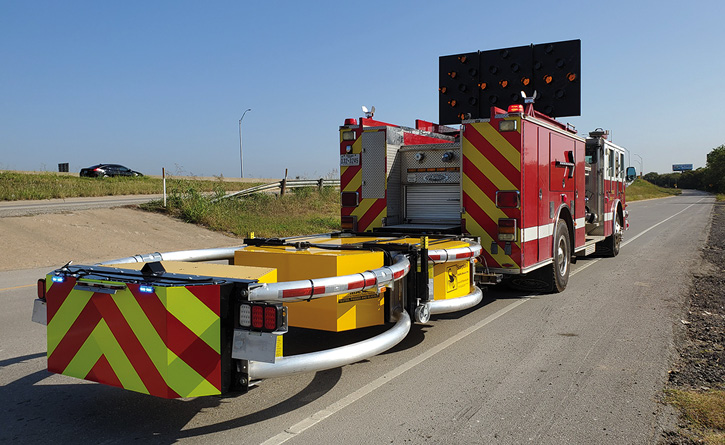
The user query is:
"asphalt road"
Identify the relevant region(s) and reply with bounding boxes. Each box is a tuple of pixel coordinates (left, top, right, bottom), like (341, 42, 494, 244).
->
(0, 194, 163, 217)
(0, 190, 713, 444)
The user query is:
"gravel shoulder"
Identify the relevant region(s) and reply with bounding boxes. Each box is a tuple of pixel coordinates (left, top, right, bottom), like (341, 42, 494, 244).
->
(663, 200, 725, 442)
(0, 207, 241, 271)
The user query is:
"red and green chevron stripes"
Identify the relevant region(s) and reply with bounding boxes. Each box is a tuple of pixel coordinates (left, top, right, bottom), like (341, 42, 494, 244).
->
(46, 276, 222, 398)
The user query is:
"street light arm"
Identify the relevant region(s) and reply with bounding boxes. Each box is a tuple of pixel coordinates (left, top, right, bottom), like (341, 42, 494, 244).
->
(239, 108, 252, 178)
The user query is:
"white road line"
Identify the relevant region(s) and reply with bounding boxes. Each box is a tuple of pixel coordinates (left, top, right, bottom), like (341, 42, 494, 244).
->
(622, 197, 708, 248)
(260, 298, 530, 445)
(574, 197, 708, 274)
(261, 195, 710, 445)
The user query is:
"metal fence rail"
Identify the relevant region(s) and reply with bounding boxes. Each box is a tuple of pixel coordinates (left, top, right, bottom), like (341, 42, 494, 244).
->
(214, 178, 340, 201)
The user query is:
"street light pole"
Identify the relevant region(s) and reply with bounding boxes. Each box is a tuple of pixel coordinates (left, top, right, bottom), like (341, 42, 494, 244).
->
(239, 108, 251, 178)
(634, 153, 643, 178)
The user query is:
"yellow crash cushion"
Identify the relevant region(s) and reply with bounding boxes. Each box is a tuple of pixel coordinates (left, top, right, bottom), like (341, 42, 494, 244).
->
(235, 246, 384, 332)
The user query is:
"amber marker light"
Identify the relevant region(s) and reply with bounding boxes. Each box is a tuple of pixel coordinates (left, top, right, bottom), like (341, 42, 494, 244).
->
(567, 72, 577, 82)
(544, 75, 553, 84)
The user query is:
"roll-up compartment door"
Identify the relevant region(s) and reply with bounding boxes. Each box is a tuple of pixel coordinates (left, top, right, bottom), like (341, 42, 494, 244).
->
(405, 184, 460, 224)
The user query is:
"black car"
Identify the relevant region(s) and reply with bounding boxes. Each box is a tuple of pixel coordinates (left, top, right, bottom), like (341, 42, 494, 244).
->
(80, 164, 143, 178)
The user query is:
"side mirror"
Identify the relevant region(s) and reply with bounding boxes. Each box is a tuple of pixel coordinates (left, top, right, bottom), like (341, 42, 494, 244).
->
(626, 166, 637, 182)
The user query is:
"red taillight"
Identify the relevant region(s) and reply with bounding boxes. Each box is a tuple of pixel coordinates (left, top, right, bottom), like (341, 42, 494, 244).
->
(37, 279, 46, 300)
(498, 218, 517, 242)
(94, 167, 101, 171)
(264, 306, 277, 331)
(240, 302, 285, 332)
(496, 191, 520, 208)
(341, 192, 359, 207)
(251, 305, 264, 329)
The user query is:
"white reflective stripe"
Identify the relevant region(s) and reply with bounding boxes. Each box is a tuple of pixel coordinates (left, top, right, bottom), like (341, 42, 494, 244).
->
(574, 217, 585, 228)
(521, 226, 538, 243)
(539, 223, 554, 238)
(519, 223, 554, 243)
(604, 211, 613, 221)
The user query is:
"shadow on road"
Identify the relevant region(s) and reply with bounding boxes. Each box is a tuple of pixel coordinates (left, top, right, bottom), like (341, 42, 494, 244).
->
(0, 352, 342, 444)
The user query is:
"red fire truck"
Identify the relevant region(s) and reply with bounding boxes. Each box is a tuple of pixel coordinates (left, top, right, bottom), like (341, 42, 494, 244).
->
(31, 40, 634, 399)
(339, 106, 632, 292)
(340, 39, 633, 292)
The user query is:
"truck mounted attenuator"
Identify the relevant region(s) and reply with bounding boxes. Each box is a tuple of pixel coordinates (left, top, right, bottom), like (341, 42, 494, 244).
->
(31, 40, 634, 399)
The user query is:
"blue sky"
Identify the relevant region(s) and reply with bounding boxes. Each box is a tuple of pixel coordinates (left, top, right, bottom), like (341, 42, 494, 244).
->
(2, 0, 723, 178)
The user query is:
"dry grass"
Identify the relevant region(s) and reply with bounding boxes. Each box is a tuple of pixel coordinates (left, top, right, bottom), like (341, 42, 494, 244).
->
(666, 389, 725, 443)
(626, 178, 682, 201)
(0, 171, 255, 200)
(141, 185, 340, 238)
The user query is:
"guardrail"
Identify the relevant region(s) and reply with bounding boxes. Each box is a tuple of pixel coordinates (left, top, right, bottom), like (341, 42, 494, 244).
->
(214, 178, 340, 201)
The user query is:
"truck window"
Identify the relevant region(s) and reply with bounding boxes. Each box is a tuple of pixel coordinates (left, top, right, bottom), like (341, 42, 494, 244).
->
(608, 149, 614, 177)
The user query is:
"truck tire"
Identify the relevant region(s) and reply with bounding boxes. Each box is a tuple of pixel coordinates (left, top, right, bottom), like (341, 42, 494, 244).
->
(507, 221, 570, 294)
(549, 221, 571, 293)
(596, 211, 622, 257)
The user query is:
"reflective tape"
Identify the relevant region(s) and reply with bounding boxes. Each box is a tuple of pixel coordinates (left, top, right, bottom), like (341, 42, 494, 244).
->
(248, 254, 411, 302)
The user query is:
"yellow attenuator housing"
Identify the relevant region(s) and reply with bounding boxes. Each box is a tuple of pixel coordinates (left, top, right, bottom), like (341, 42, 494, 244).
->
(113, 261, 278, 283)
(430, 261, 471, 301)
(235, 246, 385, 332)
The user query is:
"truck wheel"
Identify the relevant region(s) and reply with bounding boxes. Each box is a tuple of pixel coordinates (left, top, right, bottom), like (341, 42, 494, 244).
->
(606, 213, 622, 257)
(596, 211, 622, 257)
(508, 221, 570, 294)
(549, 221, 570, 293)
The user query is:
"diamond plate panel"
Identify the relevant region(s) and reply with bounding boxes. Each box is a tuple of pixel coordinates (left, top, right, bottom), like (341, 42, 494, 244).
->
(361, 131, 386, 199)
(386, 143, 402, 224)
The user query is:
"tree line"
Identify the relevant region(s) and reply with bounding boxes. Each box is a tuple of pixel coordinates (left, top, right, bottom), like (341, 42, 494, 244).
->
(641, 144, 725, 194)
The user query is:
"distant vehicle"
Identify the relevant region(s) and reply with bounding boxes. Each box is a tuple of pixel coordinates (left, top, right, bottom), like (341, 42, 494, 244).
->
(79, 164, 143, 178)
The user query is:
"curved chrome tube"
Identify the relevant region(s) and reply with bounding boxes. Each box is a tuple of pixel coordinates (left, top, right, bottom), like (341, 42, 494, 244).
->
(428, 286, 483, 315)
(97, 246, 246, 265)
(428, 242, 482, 264)
(247, 254, 411, 302)
(249, 310, 411, 380)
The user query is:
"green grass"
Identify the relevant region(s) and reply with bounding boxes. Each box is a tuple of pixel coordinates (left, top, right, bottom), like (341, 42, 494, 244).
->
(666, 389, 725, 444)
(626, 178, 682, 201)
(717, 194, 725, 202)
(0, 171, 258, 201)
(141, 184, 341, 238)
